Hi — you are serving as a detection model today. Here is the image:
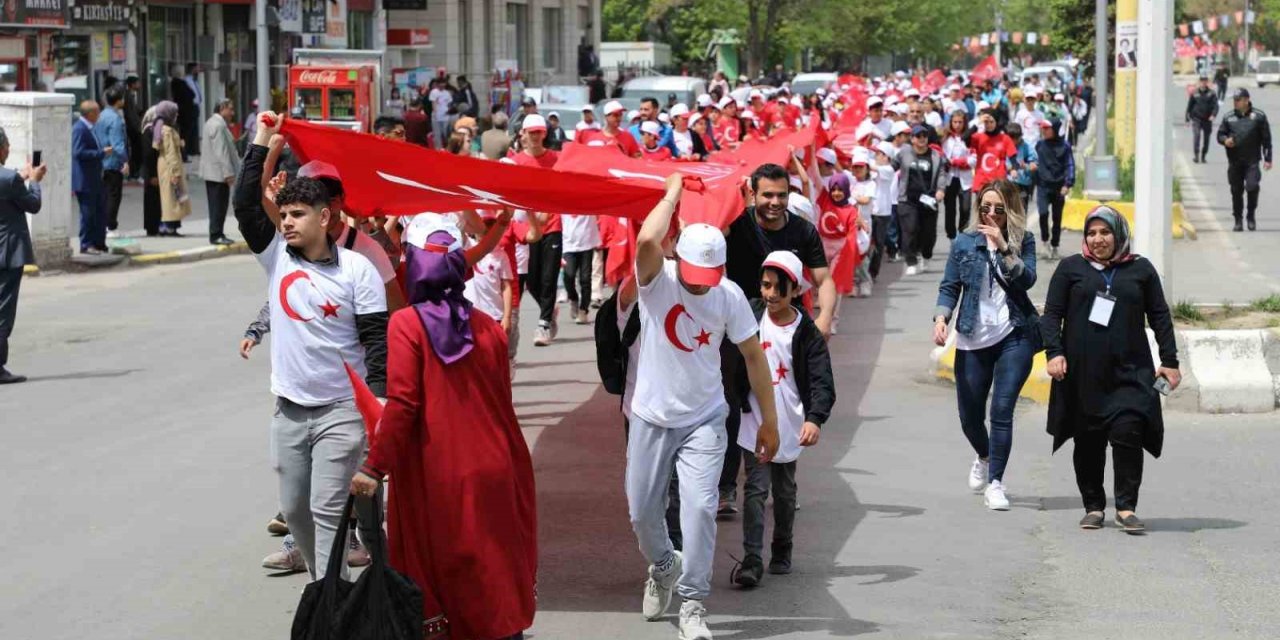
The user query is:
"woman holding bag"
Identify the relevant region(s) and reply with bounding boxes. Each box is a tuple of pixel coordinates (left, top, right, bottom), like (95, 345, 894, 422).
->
(933, 179, 1039, 511)
(1040, 206, 1180, 534)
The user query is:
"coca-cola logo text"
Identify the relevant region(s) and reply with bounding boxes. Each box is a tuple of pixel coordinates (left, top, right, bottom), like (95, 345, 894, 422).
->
(298, 70, 339, 85)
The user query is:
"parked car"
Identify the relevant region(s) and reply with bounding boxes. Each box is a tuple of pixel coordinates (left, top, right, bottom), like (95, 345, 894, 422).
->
(618, 75, 708, 110)
(789, 72, 837, 96)
(1257, 57, 1280, 87)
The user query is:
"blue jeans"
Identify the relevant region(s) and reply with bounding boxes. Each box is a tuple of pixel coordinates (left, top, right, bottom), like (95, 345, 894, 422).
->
(954, 330, 1035, 482)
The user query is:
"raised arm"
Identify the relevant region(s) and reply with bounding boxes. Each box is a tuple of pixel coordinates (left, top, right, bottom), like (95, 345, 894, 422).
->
(234, 112, 281, 253)
(635, 174, 683, 286)
(463, 209, 512, 268)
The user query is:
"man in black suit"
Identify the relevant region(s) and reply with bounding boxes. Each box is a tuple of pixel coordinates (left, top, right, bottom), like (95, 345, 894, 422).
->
(0, 127, 46, 384)
(124, 74, 144, 180)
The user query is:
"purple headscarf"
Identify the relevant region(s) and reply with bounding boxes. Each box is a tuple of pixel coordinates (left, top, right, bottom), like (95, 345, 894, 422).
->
(402, 232, 474, 364)
(826, 172, 851, 206)
(150, 100, 179, 147)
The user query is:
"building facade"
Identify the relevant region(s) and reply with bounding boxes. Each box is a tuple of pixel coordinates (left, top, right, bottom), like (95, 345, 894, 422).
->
(0, 0, 599, 134)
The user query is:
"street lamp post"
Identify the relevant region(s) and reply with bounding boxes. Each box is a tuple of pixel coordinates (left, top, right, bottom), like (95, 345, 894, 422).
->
(256, 0, 271, 117)
(1135, 0, 1173, 292)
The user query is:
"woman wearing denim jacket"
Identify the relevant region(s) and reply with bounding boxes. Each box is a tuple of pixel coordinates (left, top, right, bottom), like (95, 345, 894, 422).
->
(932, 179, 1038, 511)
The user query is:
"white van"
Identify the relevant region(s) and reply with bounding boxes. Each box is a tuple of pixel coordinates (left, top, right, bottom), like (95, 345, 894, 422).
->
(1256, 57, 1280, 87)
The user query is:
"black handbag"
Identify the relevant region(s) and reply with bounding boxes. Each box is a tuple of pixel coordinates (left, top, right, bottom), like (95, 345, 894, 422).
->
(291, 495, 424, 640)
(989, 253, 1045, 353)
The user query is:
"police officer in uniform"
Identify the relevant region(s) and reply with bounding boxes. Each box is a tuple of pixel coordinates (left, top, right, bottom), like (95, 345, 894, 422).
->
(1217, 88, 1272, 231)
(1185, 76, 1218, 163)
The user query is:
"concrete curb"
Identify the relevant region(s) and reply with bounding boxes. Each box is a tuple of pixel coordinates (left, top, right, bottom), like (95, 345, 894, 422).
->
(22, 241, 249, 276)
(931, 328, 1280, 414)
(127, 241, 250, 266)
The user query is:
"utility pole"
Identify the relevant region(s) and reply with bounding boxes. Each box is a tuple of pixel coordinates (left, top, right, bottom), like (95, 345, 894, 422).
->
(1244, 0, 1252, 73)
(1136, 0, 1173, 293)
(1084, 0, 1120, 200)
(256, 0, 271, 117)
(994, 3, 1004, 67)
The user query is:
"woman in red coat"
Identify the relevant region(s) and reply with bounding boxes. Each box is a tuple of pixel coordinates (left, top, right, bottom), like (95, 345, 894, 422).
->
(351, 219, 537, 640)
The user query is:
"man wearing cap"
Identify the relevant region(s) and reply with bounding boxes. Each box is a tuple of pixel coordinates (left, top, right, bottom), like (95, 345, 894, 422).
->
(513, 114, 568, 344)
(584, 100, 641, 157)
(893, 124, 950, 276)
(861, 96, 892, 142)
(579, 104, 600, 131)
(714, 97, 743, 149)
(1218, 88, 1272, 231)
(1015, 89, 1046, 149)
(428, 78, 454, 149)
(234, 113, 389, 582)
(627, 172, 778, 640)
(1186, 76, 1219, 164)
(545, 111, 568, 150)
(511, 95, 539, 136)
(631, 97, 679, 156)
(1034, 117, 1075, 259)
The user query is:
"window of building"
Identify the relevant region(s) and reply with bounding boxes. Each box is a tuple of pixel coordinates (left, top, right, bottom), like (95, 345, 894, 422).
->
(542, 7, 561, 71)
(348, 11, 373, 50)
(459, 0, 471, 74)
(506, 2, 530, 76)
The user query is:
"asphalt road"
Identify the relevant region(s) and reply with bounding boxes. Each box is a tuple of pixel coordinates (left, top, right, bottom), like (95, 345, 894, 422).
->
(3, 233, 1278, 638)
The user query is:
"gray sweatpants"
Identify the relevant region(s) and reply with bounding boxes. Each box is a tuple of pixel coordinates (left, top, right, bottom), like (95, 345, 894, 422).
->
(270, 397, 366, 581)
(626, 408, 728, 601)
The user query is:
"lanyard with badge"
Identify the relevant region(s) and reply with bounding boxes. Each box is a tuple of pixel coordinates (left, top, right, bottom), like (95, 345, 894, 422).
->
(1089, 268, 1117, 326)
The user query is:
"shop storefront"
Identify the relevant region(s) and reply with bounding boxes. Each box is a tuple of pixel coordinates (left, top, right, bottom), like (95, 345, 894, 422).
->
(0, 0, 72, 93)
(140, 2, 193, 107)
(63, 0, 134, 103)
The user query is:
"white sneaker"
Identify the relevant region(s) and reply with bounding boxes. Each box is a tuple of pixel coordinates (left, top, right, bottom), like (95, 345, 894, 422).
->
(642, 551, 682, 621)
(968, 457, 989, 493)
(678, 599, 713, 640)
(905, 265, 919, 276)
(533, 325, 551, 347)
(858, 282, 872, 297)
(984, 480, 1010, 511)
(920, 258, 930, 273)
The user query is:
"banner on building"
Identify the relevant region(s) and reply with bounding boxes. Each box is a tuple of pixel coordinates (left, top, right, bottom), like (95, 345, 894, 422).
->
(1, 0, 71, 28)
(301, 0, 325, 34)
(278, 0, 302, 33)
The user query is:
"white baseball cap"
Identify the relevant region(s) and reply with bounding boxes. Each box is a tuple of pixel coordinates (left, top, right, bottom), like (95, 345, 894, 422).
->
(1053, 93, 1065, 101)
(717, 96, 734, 110)
(866, 96, 884, 108)
(640, 120, 661, 136)
(521, 114, 547, 131)
(403, 214, 463, 252)
(749, 89, 765, 101)
(787, 192, 815, 223)
(976, 100, 991, 111)
(669, 103, 690, 118)
(850, 147, 872, 166)
(627, 109, 641, 121)
(891, 121, 912, 136)
(891, 103, 910, 115)
(696, 94, 713, 108)
(547, 111, 561, 120)
(675, 223, 727, 287)
(816, 147, 838, 166)
(604, 100, 626, 115)
(762, 250, 811, 294)
(688, 113, 704, 128)
(885, 96, 900, 108)
(875, 140, 897, 158)
(581, 104, 595, 113)
(904, 88, 920, 98)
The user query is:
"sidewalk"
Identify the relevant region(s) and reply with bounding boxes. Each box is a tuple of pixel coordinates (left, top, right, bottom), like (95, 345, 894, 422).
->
(31, 168, 248, 275)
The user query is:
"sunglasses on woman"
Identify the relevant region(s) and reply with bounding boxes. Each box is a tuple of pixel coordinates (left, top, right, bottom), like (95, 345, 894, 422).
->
(979, 203, 1007, 216)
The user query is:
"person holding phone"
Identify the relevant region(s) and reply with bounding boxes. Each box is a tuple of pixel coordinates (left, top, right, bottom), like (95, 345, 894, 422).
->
(933, 180, 1038, 511)
(0, 129, 46, 384)
(1039, 206, 1181, 534)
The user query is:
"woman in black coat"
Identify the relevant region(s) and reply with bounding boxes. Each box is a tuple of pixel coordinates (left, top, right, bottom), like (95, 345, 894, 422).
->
(1040, 206, 1181, 534)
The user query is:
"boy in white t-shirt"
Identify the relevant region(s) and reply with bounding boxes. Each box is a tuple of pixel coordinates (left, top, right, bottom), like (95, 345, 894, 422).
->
(731, 251, 835, 588)
(464, 213, 516, 334)
(627, 173, 779, 640)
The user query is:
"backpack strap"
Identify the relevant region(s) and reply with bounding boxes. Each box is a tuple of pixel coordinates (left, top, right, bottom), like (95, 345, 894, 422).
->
(343, 227, 359, 251)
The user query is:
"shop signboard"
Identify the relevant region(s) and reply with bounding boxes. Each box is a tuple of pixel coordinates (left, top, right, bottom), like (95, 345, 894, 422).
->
(1, 0, 72, 28)
(70, 0, 131, 23)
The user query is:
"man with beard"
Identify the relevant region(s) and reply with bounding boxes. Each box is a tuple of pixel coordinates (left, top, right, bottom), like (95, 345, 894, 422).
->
(717, 163, 836, 514)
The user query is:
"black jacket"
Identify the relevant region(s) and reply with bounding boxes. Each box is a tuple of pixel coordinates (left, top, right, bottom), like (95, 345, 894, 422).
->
(1217, 107, 1273, 165)
(1185, 87, 1218, 123)
(736, 300, 836, 427)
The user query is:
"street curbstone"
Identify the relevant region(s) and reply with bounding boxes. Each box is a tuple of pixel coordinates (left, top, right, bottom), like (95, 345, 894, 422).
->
(128, 241, 249, 266)
(1181, 330, 1276, 413)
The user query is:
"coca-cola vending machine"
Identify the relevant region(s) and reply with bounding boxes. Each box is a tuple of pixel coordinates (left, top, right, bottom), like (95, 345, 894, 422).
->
(288, 65, 375, 132)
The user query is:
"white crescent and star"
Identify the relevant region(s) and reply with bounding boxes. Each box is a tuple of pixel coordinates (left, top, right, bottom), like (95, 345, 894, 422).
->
(279, 270, 341, 323)
(819, 210, 845, 236)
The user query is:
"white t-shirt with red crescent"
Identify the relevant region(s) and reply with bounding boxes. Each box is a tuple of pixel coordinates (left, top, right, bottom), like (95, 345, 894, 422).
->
(464, 250, 514, 322)
(630, 259, 757, 428)
(257, 234, 387, 407)
(738, 310, 805, 464)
